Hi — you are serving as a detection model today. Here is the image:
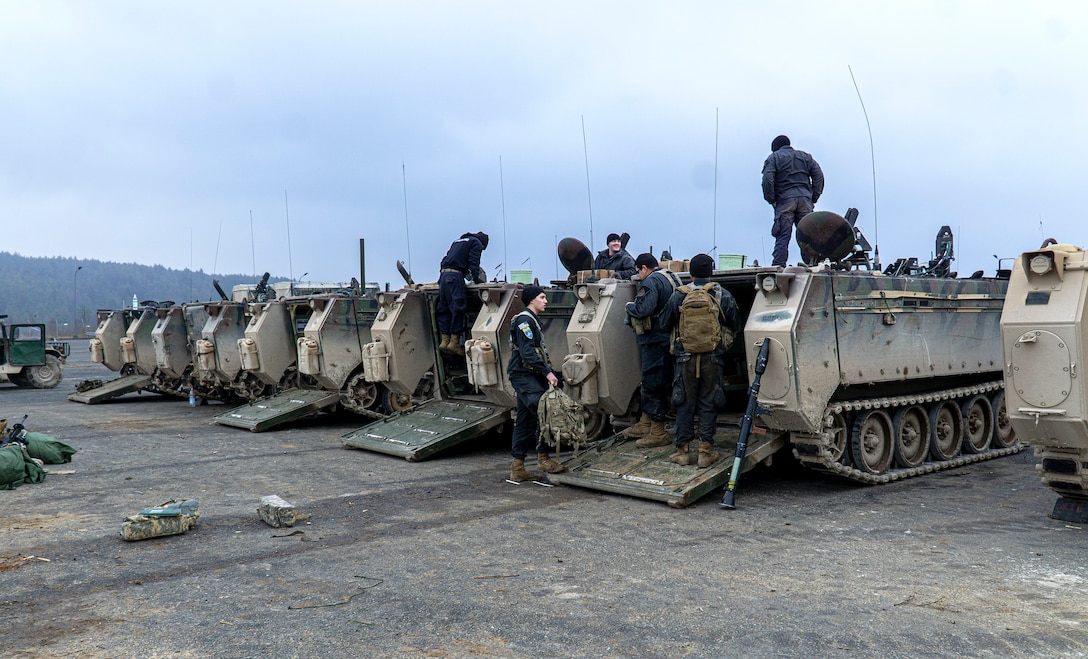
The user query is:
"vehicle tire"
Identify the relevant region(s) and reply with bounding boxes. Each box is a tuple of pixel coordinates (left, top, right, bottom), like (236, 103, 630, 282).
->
(26, 354, 64, 389)
(892, 405, 930, 469)
(928, 400, 963, 461)
(382, 387, 413, 414)
(960, 394, 993, 454)
(850, 409, 894, 475)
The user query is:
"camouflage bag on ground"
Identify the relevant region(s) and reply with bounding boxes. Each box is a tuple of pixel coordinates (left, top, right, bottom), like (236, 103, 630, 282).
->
(678, 283, 724, 354)
(537, 386, 587, 450)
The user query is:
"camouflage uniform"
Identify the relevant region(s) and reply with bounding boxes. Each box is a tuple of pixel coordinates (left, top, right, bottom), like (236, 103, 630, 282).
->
(507, 308, 554, 460)
(762, 141, 824, 267)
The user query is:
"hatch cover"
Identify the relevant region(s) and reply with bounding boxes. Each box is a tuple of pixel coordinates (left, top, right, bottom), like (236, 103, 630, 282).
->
(214, 388, 341, 432)
(548, 428, 787, 507)
(342, 398, 508, 461)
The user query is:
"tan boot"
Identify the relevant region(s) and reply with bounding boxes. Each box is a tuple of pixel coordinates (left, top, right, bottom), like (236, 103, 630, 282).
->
(669, 442, 692, 466)
(510, 458, 538, 482)
(625, 412, 652, 439)
(438, 334, 451, 352)
(537, 453, 566, 474)
(697, 441, 720, 468)
(636, 420, 672, 448)
(447, 335, 465, 356)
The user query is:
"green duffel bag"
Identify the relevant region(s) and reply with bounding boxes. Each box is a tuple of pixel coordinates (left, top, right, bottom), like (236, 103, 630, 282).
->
(0, 444, 46, 490)
(25, 432, 77, 465)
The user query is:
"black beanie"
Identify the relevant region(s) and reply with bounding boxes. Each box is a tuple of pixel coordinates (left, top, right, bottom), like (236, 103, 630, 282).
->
(690, 253, 714, 278)
(634, 252, 658, 269)
(772, 135, 790, 151)
(606, 232, 621, 244)
(520, 285, 544, 306)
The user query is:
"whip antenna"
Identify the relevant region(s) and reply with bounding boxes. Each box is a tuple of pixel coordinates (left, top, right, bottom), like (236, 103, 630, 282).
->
(249, 210, 256, 278)
(581, 115, 595, 249)
(849, 65, 880, 270)
(500, 156, 508, 281)
(713, 107, 719, 252)
(284, 189, 294, 281)
(402, 162, 412, 273)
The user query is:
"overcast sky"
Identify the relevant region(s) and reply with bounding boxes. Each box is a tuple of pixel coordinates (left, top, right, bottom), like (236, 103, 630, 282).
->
(2, 1, 1084, 289)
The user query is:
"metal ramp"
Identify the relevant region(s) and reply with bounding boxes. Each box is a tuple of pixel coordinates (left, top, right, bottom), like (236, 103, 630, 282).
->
(342, 399, 508, 461)
(548, 427, 787, 508)
(68, 374, 154, 404)
(214, 388, 341, 432)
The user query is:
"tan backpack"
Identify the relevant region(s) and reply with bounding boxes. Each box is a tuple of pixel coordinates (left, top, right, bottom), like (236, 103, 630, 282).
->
(678, 283, 725, 354)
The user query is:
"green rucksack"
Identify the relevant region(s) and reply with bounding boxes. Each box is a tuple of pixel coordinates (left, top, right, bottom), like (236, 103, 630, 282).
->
(678, 283, 725, 354)
(537, 386, 587, 450)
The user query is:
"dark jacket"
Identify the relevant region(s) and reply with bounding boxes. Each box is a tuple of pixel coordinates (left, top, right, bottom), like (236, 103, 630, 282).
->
(660, 279, 742, 356)
(625, 267, 682, 345)
(507, 309, 552, 382)
(762, 146, 824, 204)
(592, 248, 636, 279)
(440, 232, 487, 284)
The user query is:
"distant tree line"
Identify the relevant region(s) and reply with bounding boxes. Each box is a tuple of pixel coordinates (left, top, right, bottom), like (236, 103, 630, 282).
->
(0, 252, 286, 338)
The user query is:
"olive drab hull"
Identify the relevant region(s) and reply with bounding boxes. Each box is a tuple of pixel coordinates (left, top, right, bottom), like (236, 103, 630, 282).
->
(747, 266, 1019, 482)
(1000, 243, 1088, 513)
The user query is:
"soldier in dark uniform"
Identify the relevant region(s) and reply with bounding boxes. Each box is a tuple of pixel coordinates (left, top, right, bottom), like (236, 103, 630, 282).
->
(592, 232, 637, 279)
(437, 232, 489, 356)
(762, 135, 824, 267)
(624, 253, 682, 447)
(660, 253, 742, 468)
(507, 285, 565, 482)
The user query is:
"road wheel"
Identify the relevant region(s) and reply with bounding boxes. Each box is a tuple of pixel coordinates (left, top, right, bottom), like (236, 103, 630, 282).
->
(892, 405, 930, 469)
(989, 390, 1017, 448)
(961, 395, 993, 454)
(824, 410, 851, 463)
(850, 409, 894, 475)
(26, 355, 64, 389)
(341, 371, 378, 414)
(928, 401, 963, 461)
(382, 387, 413, 414)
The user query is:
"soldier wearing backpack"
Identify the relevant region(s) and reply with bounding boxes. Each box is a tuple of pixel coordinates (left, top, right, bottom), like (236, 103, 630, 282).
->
(506, 285, 565, 482)
(660, 253, 741, 468)
(624, 253, 683, 447)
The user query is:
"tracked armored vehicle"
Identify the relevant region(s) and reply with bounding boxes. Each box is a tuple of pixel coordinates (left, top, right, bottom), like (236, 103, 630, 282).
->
(999, 240, 1088, 521)
(552, 211, 1019, 506)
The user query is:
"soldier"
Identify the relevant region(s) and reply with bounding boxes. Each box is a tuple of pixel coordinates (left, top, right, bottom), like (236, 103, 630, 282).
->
(437, 232, 489, 356)
(762, 135, 824, 267)
(660, 253, 742, 468)
(507, 285, 566, 482)
(592, 232, 636, 279)
(624, 253, 682, 447)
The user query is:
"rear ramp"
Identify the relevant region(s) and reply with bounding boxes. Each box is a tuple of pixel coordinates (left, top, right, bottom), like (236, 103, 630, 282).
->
(68, 374, 154, 404)
(548, 427, 787, 508)
(342, 399, 508, 461)
(214, 388, 341, 432)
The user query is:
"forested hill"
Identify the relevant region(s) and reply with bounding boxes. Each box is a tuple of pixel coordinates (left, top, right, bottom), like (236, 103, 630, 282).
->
(0, 252, 285, 337)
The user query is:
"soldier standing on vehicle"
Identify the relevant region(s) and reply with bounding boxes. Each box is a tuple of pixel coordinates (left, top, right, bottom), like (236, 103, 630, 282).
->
(762, 135, 824, 267)
(624, 253, 682, 447)
(507, 285, 566, 482)
(660, 253, 741, 468)
(592, 232, 636, 279)
(437, 232, 489, 356)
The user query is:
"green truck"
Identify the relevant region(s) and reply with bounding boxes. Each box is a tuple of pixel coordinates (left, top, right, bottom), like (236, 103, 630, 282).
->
(0, 317, 66, 389)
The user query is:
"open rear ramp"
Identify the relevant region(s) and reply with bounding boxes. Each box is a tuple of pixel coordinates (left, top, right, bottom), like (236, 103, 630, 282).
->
(342, 399, 508, 461)
(548, 428, 787, 508)
(68, 374, 154, 404)
(214, 388, 340, 432)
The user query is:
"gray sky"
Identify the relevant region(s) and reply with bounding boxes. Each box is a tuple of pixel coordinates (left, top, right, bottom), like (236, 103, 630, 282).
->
(2, 1, 1083, 288)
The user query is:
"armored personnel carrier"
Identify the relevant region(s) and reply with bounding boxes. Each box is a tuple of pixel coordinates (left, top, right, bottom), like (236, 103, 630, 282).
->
(1000, 240, 1088, 520)
(552, 211, 1020, 506)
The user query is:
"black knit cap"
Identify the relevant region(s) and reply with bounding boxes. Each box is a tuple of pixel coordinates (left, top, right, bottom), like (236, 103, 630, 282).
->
(606, 232, 621, 244)
(520, 285, 545, 305)
(771, 135, 790, 151)
(690, 253, 714, 278)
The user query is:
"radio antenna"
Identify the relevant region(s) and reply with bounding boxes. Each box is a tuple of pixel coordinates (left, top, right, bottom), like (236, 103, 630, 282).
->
(284, 189, 294, 281)
(581, 115, 595, 249)
(402, 162, 412, 273)
(500, 155, 509, 281)
(213, 218, 223, 274)
(849, 65, 880, 270)
(713, 107, 719, 253)
(249, 210, 256, 278)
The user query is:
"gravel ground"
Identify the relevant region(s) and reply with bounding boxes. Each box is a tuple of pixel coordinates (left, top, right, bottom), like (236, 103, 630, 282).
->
(2, 344, 1086, 658)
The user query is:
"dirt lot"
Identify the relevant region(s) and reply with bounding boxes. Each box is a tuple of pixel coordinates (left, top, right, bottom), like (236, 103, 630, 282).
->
(2, 347, 1087, 658)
